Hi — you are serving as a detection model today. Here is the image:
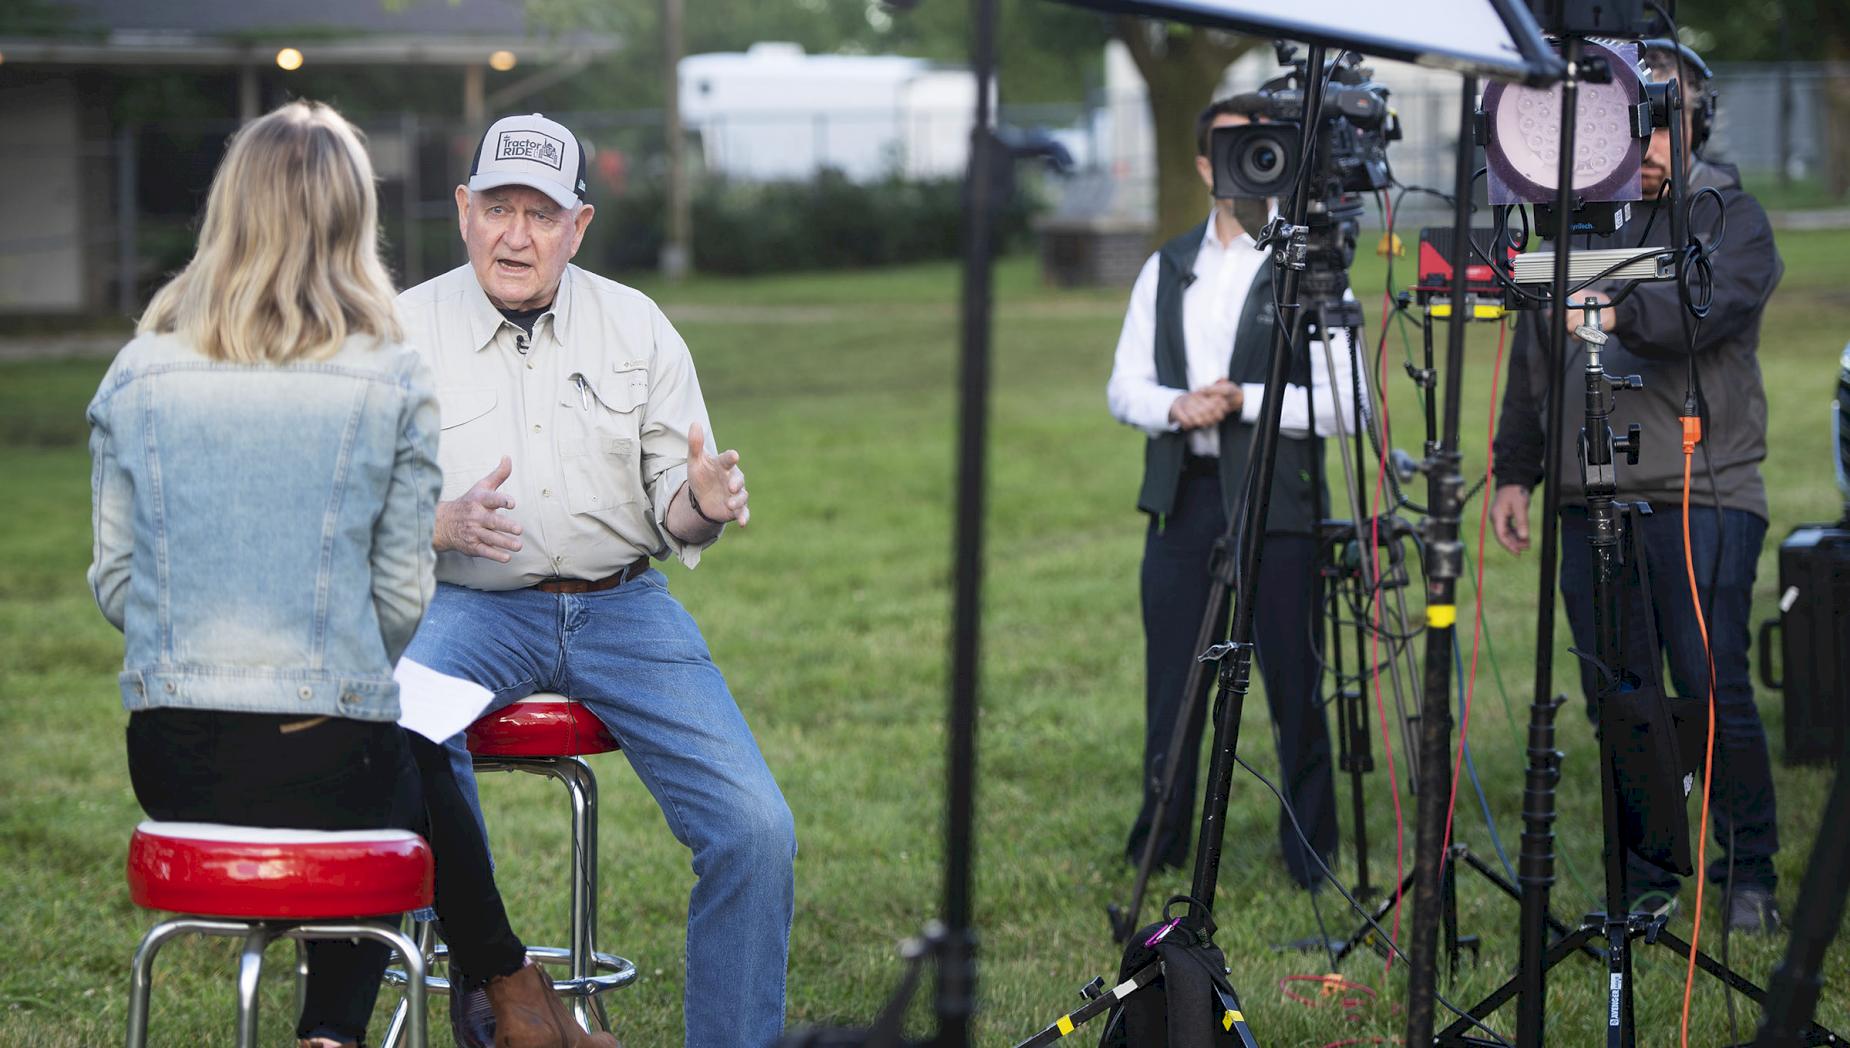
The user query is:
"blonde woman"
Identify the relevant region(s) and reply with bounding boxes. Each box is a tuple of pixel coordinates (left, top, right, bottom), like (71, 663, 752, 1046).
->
(88, 101, 438, 1048)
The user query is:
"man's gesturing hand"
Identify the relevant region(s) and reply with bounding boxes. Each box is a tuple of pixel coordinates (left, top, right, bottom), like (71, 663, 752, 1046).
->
(686, 421, 749, 527)
(1489, 483, 1532, 555)
(434, 456, 524, 562)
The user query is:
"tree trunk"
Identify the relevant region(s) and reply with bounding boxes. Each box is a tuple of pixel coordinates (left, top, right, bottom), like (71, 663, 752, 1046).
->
(1821, 6, 1850, 199)
(1826, 64, 1850, 199)
(1114, 18, 1259, 244)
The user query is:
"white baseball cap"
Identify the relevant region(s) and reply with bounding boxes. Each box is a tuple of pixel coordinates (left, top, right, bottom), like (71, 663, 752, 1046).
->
(467, 113, 588, 209)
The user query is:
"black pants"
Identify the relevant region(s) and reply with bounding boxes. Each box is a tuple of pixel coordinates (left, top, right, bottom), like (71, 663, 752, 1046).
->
(403, 734, 527, 987)
(1558, 505, 1780, 895)
(126, 709, 420, 1044)
(1126, 465, 1339, 886)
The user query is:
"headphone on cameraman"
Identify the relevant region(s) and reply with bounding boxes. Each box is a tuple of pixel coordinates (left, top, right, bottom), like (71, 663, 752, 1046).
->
(1642, 38, 1717, 154)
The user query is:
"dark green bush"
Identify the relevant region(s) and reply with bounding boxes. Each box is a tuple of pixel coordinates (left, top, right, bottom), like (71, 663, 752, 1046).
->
(584, 168, 1036, 276)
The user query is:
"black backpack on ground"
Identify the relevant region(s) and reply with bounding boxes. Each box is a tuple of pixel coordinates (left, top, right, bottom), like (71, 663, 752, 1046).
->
(1097, 897, 1258, 1048)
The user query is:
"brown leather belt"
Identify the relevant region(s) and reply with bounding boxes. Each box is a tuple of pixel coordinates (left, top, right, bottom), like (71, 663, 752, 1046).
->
(531, 557, 651, 594)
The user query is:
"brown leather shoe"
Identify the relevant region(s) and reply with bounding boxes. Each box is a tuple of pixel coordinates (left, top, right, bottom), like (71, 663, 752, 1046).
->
(484, 961, 621, 1048)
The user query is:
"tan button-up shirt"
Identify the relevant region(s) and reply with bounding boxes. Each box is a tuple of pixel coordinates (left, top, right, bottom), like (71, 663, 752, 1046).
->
(398, 263, 719, 591)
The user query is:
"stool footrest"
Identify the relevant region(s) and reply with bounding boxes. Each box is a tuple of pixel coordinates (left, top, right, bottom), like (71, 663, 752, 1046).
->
(385, 945, 636, 997)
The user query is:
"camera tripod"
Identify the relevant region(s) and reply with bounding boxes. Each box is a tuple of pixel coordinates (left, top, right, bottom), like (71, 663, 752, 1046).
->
(1301, 298, 1597, 977)
(1108, 288, 1386, 949)
(1018, 42, 1352, 1048)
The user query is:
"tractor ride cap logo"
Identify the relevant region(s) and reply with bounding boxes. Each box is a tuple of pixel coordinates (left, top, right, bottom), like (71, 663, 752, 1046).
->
(496, 130, 565, 171)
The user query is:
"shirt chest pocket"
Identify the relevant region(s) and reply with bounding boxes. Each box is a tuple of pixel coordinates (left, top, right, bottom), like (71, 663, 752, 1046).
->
(436, 387, 501, 501)
(561, 361, 648, 516)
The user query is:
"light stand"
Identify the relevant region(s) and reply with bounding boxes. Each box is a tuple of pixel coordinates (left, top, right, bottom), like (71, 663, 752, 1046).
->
(1402, 72, 1485, 1048)
(1438, 36, 1847, 1048)
(774, 0, 1000, 1041)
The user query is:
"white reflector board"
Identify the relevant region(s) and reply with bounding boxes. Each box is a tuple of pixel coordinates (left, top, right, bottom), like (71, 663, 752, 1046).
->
(1046, 0, 1560, 85)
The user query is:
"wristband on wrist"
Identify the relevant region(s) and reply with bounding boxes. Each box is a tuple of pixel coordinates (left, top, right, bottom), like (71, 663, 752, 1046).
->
(687, 484, 726, 526)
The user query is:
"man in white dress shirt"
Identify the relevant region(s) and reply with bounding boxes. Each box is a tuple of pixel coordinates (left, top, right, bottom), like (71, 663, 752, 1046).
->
(1107, 96, 1358, 888)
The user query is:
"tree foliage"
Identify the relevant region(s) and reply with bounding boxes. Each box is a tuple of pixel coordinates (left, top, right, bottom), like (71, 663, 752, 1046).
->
(1113, 19, 1258, 240)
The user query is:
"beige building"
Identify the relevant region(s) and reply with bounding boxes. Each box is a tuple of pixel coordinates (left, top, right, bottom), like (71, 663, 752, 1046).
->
(0, 0, 616, 318)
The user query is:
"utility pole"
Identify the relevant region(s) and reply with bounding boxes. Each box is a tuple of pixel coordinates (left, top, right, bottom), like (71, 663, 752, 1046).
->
(660, 0, 692, 279)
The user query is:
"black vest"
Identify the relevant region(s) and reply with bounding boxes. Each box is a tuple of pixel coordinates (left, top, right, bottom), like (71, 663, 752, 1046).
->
(1135, 220, 1324, 534)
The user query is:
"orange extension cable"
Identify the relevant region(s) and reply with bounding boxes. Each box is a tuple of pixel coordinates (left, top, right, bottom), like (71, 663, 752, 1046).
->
(1678, 412, 1721, 1048)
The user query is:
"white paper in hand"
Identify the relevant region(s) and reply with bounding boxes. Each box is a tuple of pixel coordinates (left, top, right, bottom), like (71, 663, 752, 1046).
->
(395, 657, 495, 743)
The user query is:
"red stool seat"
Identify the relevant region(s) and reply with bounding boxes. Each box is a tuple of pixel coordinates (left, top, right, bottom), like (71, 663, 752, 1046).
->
(126, 822, 432, 919)
(466, 694, 618, 757)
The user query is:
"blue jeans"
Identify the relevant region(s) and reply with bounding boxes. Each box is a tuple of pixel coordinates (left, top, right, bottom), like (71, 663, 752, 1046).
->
(1558, 505, 1779, 895)
(405, 573, 796, 1048)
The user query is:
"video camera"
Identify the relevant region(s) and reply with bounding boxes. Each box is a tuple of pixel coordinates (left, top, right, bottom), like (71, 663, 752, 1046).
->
(1206, 45, 1399, 309)
(1208, 45, 1400, 203)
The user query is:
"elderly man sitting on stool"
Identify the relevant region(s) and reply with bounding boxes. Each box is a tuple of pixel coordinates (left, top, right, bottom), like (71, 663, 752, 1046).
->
(397, 113, 796, 1048)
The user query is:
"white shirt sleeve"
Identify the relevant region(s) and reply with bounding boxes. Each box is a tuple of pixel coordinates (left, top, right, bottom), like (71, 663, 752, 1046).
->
(1106, 254, 1184, 438)
(1237, 300, 1368, 439)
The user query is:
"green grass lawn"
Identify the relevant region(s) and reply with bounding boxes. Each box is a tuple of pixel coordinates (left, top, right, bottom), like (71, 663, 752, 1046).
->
(3, 232, 1848, 1047)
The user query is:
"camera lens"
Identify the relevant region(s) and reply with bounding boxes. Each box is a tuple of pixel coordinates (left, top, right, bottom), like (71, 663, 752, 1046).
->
(1241, 137, 1285, 184)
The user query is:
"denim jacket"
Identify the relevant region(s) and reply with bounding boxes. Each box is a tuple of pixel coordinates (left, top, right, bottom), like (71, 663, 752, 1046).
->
(87, 332, 441, 721)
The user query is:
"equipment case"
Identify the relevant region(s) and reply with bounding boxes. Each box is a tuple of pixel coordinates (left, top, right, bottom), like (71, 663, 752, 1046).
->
(1760, 523, 1850, 764)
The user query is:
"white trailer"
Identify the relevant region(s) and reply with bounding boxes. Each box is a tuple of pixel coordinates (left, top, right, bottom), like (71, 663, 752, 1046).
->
(678, 42, 977, 182)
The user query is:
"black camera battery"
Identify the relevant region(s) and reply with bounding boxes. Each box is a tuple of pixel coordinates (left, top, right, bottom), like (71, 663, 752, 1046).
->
(1759, 523, 1850, 765)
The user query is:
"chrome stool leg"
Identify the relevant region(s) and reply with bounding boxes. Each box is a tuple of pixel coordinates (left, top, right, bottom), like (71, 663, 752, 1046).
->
(285, 921, 429, 1048)
(126, 918, 206, 1048)
(560, 755, 600, 1033)
(293, 938, 309, 1025)
(500, 755, 635, 1032)
(233, 925, 272, 1048)
(381, 918, 444, 1048)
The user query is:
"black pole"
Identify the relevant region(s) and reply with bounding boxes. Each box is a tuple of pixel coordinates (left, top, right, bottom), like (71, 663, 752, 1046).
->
(1514, 33, 1582, 1048)
(1584, 338, 1637, 1048)
(1184, 41, 1331, 922)
(937, 0, 997, 1042)
(1403, 74, 1479, 1048)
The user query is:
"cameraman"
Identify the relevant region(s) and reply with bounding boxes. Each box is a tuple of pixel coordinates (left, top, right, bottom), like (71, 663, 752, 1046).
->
(1107, 95, 1359, 889)
(1489, 44, 1784, 932)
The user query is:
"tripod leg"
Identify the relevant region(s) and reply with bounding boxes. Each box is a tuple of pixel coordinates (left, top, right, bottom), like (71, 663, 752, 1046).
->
(1752, 742, 1850, 1047)
(1316, 318, 1380, 902)
(1436, 922, 1600, 1045)
(1443, 850, 1461, 978)
(1008, 961, 1162, 1048)
(1456, 846, 1601, 961)
(1114, 571, 1233, 941)
(1334, 866, 1419, 963)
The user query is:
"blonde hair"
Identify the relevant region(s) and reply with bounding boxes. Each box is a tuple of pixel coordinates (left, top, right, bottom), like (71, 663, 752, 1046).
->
(139, 100, 402, 362)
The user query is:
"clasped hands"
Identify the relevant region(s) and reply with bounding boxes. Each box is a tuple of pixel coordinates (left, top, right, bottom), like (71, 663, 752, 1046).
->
(1168, 379, 1246, 431)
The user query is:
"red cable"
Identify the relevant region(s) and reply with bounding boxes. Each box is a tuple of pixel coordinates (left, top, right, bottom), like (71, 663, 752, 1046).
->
(1678, 419, 1720, 1048)
(1279, 974, 1379, 1013)
(1366, 193, 1407, 985)
(1439, 319, 1507, 860)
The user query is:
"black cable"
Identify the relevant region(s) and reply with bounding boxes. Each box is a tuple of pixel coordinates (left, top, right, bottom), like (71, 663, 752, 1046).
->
(1634, 177, 1672, 246)
(1233, 752, 1516, 1048)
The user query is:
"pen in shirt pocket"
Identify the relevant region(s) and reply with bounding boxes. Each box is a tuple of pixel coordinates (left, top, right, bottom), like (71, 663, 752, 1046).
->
(569, 372, 593, 411)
